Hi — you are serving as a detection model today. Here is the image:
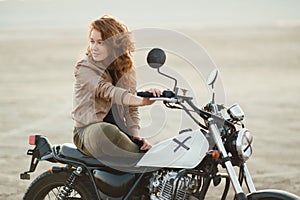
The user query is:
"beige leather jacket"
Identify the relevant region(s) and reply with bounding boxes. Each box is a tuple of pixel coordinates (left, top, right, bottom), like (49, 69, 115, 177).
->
(72, 55, 140, 130)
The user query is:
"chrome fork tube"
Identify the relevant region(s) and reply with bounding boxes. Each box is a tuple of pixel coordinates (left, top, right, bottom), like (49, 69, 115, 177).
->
(207, 118, 245, 195)
(243, 163, 256, 193)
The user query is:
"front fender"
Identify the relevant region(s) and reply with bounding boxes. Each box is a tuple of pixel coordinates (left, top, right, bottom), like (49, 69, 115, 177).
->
(247, 189, 300, 200)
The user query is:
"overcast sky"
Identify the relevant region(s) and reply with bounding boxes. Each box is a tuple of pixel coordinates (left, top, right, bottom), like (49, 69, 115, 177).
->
(1, 0, 300, 30)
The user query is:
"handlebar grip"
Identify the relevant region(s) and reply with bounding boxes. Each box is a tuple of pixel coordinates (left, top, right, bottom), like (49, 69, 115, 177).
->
(137, 91, 154, 97)
(137, 90, 175, 98)
(162, 90, 175, 98)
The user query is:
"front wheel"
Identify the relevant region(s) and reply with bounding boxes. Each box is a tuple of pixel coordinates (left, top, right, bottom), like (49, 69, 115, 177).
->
(23, 169, 98, 200)
(247, 189, 300, 200)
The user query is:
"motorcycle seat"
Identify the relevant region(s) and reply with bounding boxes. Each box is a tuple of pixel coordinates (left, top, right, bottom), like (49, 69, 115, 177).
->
(59, 143, 105, 167)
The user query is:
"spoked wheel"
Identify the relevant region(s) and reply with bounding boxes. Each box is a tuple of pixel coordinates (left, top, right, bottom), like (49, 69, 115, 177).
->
(23, 170, 97, 200)
(40, 185, 81, 199)
(247, 189, 300, 200)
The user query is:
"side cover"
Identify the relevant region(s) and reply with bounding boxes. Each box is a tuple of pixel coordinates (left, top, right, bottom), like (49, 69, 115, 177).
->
(136, 129, 209, 168)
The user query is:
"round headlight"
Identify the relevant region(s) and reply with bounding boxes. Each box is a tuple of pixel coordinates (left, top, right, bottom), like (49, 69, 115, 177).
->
(236, 128, 253, 161)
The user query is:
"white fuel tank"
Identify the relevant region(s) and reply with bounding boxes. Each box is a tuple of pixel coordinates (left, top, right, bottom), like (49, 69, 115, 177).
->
(136, 129, 209, 168)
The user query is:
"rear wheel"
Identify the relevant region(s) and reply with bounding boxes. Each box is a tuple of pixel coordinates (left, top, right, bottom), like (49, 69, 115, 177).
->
(23, 170, 97, 200)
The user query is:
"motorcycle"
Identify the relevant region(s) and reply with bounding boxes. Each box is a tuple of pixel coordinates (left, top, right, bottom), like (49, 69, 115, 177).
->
(20, 48, 300, 200)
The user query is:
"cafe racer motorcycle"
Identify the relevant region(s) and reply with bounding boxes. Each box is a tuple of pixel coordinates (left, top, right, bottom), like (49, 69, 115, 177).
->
(20, 48, 300, 200)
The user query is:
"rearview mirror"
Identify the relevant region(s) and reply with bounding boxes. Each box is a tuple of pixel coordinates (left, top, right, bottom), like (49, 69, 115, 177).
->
(146, 48, 166, 69)
(146, 48, 178, 92)
(207, 69, 218, 86)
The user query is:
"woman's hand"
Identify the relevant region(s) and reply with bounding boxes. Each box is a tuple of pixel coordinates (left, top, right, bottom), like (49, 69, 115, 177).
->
(147, 88, 162, 97)
(139, 88, 162, 106)
(130, 127, 152, 151)
(124, 88, 162, 106)
(133, 136, 152, 151)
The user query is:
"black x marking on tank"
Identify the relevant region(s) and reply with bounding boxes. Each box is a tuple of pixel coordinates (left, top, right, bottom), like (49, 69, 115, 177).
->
(173, 136, 192, 152)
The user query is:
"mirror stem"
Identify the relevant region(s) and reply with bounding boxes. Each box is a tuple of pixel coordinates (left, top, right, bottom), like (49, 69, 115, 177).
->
(157, 68, 178, 92)
(211, 84, 215, 104)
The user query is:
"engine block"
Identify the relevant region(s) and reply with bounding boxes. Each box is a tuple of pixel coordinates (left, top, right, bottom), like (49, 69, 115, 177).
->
(149, 170, 198, 200)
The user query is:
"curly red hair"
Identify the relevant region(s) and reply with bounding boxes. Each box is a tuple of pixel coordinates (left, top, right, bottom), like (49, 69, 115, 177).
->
(86, 15, 135, 82)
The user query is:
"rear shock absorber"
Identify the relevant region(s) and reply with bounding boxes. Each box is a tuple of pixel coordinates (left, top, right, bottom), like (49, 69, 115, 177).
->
(58, 166, 83, 200)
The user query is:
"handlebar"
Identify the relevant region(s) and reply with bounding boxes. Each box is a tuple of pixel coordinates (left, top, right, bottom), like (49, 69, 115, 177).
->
(137, 90, 235, 130)
(137, 90, 177, 103)
(137, 90, 175, 98)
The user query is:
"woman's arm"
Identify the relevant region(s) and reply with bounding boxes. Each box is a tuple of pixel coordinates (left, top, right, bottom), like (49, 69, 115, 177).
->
(126, 88, 161, 150)
(123, 88, 162, 106)
(123, 94, 154, 106)
(130, 126, 152, 150)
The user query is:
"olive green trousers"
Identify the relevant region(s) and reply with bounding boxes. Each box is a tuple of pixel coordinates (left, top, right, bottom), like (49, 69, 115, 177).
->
(73, 122, 142, 169)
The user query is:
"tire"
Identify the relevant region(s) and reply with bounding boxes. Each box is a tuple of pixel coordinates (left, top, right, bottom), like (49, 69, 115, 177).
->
(250, 198, 289, 200)
(248, 198, 298, 200)
(23, 170, 98, 200)
(247, 189, 300, 200)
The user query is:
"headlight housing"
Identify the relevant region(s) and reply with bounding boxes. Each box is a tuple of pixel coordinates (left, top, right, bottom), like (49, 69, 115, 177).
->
(236, 128, 253, 161)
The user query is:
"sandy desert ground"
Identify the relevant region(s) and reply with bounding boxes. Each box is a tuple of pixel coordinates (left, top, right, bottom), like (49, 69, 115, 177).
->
(0, 26, 300, 199)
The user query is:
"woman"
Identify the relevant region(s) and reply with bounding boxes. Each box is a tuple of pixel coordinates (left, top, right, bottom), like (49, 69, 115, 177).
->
(72, 15, 160, 168)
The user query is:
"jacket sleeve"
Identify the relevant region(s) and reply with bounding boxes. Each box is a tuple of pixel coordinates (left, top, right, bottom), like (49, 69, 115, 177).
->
(124, 105, 140, 130)
(75, 59, 133, 105)
(95, 69, 134, 105)
(116, 69, 140, 129)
